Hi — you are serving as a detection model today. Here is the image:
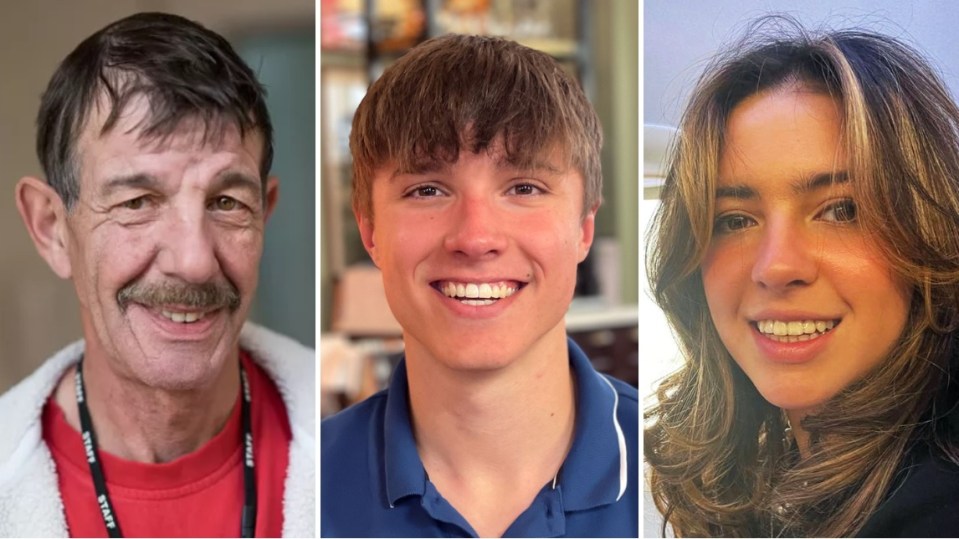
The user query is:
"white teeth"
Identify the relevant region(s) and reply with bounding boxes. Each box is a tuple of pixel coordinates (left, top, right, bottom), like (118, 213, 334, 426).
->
(439, 281, 519, 303)
(757, 319, 836, 340)
(462, 299, 495, 306)
(465, 283, 480, 298)
(478, 283, 493, 299)
(160, 309, 207, 324)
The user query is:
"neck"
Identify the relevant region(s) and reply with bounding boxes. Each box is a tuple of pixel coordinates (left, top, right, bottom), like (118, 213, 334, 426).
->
(405, 326, 577, 537)
(54, 353, 240, 463)
(406, 325, 576, 483)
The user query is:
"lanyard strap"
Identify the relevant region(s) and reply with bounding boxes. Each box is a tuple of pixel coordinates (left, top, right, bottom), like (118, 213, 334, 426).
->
(75, 358, 257, 537)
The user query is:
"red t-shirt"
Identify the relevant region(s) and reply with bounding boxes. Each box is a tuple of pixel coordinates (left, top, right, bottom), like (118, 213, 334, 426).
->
(42, 352, 291, 537)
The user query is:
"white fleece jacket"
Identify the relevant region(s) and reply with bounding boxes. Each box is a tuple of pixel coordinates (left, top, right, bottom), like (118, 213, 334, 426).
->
(0, 322, 315, 537)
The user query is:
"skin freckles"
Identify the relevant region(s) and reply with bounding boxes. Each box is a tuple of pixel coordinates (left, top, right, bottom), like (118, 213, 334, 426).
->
(701, 87, 910, 432)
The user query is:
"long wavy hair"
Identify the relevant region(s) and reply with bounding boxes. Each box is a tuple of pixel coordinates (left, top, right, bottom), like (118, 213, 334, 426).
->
(646, 19, 959, 537)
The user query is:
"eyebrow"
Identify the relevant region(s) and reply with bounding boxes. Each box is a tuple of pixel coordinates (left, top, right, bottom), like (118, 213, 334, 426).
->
(389, 156, 564, 180)
(98, 170, 262, 200)
(715, 171, 850, 200)
(215, 171, 263, 199)
(99, 173, 159, 197)
(498, 155, 564, 174)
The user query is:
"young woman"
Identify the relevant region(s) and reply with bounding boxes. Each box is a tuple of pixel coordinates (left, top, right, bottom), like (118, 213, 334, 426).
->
(646, 21, 959, 537)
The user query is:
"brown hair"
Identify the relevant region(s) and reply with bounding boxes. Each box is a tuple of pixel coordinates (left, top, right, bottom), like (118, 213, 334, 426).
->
(37, 12, 272, 209)
(349, 33, 602, 220)
(646, 18, 959, 537)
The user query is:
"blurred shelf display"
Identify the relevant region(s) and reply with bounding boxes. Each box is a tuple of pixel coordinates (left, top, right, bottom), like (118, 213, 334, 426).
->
(322, 0, 581, 57)
(567, 302, 638, 387)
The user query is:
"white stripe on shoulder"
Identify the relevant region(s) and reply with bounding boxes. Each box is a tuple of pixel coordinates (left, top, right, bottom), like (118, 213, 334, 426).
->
(598, 374, 628, 500)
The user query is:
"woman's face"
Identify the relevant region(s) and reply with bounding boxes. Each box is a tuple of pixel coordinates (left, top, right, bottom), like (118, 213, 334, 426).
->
(701, 86, 911, 417)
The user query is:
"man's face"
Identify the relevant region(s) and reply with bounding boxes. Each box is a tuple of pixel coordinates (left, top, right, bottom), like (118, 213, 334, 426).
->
(359, 143, 595, 372)
(65, 97, 276, 390)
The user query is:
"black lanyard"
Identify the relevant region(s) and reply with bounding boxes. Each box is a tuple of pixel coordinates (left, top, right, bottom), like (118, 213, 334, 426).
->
(75, 358, 257, 537)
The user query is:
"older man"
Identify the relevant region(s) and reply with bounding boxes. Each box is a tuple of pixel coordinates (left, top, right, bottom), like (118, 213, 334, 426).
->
(321, 34, 638, 538)
(0, 12, 313, 537)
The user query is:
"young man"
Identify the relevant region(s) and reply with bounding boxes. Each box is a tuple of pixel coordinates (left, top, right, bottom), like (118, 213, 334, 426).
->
(321, 34, 638, 537)
(0, 12, 313, 536)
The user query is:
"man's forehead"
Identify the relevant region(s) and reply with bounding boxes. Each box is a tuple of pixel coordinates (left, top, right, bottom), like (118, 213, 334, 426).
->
(379, 147, 571, 178)
(76, 97, 263, 167)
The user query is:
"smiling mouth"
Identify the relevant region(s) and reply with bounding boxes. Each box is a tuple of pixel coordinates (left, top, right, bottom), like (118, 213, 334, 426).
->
(432, 280, 524, 306)
(753, 319, 840, 343)
(157, 307, 215, 324)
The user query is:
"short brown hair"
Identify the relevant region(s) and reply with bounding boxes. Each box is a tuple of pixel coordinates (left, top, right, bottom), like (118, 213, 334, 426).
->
(350, 34, 602, 220)
(37, 12, 272, 209)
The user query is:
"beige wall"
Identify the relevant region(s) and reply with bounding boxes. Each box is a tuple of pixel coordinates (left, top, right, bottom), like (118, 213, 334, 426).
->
(0, 0, 312, 393)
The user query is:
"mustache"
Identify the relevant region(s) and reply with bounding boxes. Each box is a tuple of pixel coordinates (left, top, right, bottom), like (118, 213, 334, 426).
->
(116, 280, 241, 312)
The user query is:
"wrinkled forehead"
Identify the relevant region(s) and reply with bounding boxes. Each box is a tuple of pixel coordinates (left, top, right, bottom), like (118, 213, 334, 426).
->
(76, 93, 263, 172)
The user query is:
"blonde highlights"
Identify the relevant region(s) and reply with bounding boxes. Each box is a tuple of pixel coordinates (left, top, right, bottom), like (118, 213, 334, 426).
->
(647, 19, 959, 537)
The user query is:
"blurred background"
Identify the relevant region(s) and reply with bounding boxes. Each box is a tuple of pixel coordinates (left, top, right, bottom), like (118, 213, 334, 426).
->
(320, 0, 639, 416)
(643, 1, 959, 534)
(0, 0, 315, 394)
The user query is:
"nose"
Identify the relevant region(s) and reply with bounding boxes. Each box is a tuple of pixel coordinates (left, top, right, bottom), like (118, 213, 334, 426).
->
(751, 220, 818, 291)
(156, 207, 220, 284)
(443, 196, 508, 259)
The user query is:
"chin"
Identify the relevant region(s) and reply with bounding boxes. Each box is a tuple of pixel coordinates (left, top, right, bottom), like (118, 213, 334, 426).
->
(128, 352, 231, 391)
(427, 343, 522, 373)
(755, 384, 830, 415)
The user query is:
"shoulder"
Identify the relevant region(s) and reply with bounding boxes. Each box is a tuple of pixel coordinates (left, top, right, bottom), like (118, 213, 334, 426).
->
(858, 441, 959, 537)
(0, 340, 83, 464)
(320, 391, 390, 533)
(240, 322, 314, 437)
(598, 372, 639, 435)
(567, 336, 638, 423)
(321, 390, 389, 453)
(0, 342, 79, 537)
(603, 374, 639, 408)
(240, 322, 314, 367)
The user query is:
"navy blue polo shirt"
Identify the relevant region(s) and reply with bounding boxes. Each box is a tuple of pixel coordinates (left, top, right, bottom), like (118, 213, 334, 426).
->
(321, 338, 639, 537)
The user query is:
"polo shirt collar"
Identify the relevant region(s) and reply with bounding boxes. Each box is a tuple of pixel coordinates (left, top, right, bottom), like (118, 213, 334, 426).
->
(559, 338, 629, 511)
(382, 359, 426, 507)
(381, 338, 627, 512)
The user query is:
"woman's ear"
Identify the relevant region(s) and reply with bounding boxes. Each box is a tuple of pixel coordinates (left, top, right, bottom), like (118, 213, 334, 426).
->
(16, 176, 73, 279)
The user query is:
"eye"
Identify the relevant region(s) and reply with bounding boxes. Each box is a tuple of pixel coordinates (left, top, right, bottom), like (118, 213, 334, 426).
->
(714, 213, 756, 234)
(818, 199, 857, 223)
(404, 184, 445, 198)
(210, 196, 240, 211)
(120, 195, 151, 210)
(508, 183, 543, 196)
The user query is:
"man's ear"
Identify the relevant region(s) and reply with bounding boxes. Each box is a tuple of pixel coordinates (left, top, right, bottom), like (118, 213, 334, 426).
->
(577, 205, 598, 263)
(15, 176, 73, 279)
(263, 176, 279, 221)
(355, 208, 379, 267)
